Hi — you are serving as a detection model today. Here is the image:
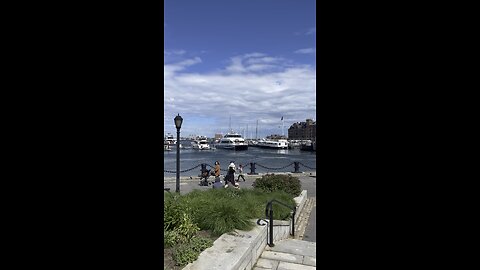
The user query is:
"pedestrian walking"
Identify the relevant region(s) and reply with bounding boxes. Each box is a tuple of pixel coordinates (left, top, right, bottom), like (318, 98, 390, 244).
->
(214, 161, 221, 184)
(237, 164, 245, 182)
(225, 161, 239, 189)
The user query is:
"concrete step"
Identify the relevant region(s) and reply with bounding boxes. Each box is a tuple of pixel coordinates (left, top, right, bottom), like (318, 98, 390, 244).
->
(254, 239, 316, 269)
(265, 239, 316, 258)
(254, 258, 316, 270)
(277, 261, 316, 270)
(261, 250, 304, 264)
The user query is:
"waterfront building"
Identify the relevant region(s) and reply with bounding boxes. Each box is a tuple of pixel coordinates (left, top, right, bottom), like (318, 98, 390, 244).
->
(288, 119, 316, 141)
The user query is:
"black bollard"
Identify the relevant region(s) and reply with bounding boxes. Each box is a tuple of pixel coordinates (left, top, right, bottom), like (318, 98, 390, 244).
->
(248, 162, 258, 175)
(292, 162, 301, 173)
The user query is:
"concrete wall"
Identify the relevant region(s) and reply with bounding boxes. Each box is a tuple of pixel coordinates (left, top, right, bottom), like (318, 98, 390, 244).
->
(294, 190, 307, 224)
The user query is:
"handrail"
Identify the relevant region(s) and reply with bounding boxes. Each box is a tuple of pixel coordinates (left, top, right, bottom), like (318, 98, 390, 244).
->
(262, 199, 296, 247)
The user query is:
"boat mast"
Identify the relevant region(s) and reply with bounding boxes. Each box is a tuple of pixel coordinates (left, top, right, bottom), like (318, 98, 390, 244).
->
(255, 120, 258, 140)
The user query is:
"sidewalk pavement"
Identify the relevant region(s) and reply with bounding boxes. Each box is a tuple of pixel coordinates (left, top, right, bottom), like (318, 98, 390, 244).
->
(163, 171, 316, 195)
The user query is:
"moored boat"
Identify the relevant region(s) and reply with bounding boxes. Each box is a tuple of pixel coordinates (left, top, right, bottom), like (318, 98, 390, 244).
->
(191, 136, 211, 150)
(300, 140, 315, 151)
(257, 138, 289, 149)
(215, 131, 248, 150)
(164, 133, 176, 145)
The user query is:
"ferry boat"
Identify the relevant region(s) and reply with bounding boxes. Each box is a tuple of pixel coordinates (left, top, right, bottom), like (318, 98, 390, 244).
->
(215, 131, 248, 150)
(257, 138, 289, 149)
(191, 136, 211, 150)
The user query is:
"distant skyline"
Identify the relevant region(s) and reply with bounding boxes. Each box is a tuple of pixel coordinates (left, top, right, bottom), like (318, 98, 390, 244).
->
(164, 0, 316, 138)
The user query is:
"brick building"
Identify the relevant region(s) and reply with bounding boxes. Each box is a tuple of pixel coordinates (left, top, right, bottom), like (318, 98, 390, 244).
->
(287, 119, 316, 140)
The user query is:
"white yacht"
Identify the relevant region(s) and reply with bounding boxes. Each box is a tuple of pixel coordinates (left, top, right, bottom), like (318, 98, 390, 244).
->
(164, 133, 176, 145)
(215, 132, 248, 150)
(247, 139, 259, 147)
(191, 136, 211, 150)
(257, 138, 289, 149)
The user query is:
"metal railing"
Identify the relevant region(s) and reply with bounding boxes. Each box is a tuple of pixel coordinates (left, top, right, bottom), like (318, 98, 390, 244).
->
(257, 199, 296, 247)
(164, 161, 315, 174)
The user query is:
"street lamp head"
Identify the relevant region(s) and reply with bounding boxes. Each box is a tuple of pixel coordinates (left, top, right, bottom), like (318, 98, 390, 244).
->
(174, 114, 183, 129)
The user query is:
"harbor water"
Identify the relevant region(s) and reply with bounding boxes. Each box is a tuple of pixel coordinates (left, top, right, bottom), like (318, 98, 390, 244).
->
(164, 142, 316, 178)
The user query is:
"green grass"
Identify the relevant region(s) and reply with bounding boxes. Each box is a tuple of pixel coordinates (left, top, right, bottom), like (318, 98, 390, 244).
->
(172, 236, 213, 267)
(164, 188, 296, 236)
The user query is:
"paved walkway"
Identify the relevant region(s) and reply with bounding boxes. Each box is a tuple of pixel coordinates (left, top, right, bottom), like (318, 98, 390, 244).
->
(163, 171, 316, 196)
(254, 239, 316, 270)
(302, 205, 316, 242)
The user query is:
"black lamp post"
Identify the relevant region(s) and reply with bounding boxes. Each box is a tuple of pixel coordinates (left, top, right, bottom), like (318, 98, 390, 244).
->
(174, 114, 183, 193)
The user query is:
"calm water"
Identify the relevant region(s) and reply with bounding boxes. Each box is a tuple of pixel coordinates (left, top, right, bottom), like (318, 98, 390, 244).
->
(164, 142, 316, 178)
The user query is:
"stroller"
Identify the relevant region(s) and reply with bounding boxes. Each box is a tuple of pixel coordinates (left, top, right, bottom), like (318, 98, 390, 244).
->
(199, 168, 211, 186)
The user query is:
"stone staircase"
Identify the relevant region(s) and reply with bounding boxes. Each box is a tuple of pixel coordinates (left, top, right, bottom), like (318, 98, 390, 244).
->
(253, 239, 316, 270)
(253, 196, 316, 270)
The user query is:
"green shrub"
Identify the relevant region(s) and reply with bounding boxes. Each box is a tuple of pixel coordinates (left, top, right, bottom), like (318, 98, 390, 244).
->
(164, 195, 199, 241)
(253, 174, 301, 197)
(176, 212, 200, 240)
(164, 229, 181, 248)
(172, 236, 213, 266)
(195, 200, 254, 236)
(164, 188, 296, 238)
(164, 194, 184, 230)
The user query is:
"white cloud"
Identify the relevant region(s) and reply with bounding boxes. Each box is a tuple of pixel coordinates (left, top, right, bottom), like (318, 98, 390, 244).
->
(306, 27, 316, 35)
(294, 48, 316, 54)
(164, 49, 187, 56)
(164, 53, 316, 137)
(164, 57, 202, 76)
(224, 53, 287, 74)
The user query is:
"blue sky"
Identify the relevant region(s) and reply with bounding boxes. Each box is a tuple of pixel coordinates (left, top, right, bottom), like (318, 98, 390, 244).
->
(164, 0, 316, 138)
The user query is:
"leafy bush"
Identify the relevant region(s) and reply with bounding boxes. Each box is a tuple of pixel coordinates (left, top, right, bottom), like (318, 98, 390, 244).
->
(164, 229, 181, 248)
(253, 174, 301, 197)
(172, 236, 213, 266)
(164, 195, 199, 241)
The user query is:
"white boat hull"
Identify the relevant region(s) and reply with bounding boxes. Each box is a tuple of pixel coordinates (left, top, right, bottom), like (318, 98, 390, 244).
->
(257, 139, 289, 149)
